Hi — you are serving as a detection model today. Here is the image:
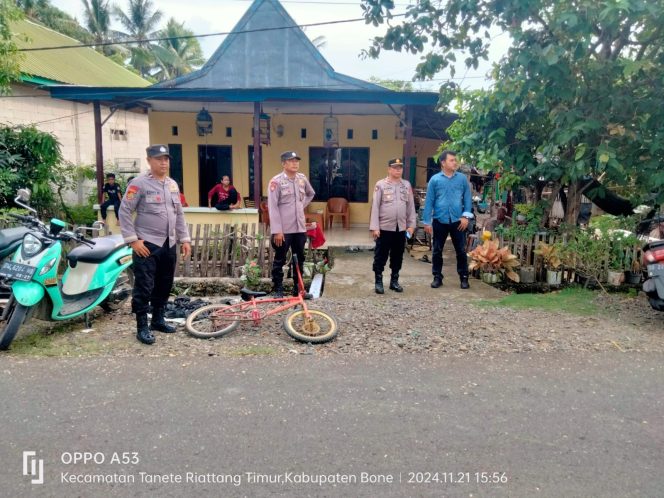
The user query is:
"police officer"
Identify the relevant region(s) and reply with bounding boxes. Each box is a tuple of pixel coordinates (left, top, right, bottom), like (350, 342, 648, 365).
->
(369, 158, 417, 294)
(268, 151, 315, 298)
(119, 145, 192, 345)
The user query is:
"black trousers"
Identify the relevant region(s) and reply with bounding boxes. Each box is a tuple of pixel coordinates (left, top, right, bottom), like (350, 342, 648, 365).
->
(131, 240, 177, 315)
(432, 219, 468, 278)
(100, 199, 121, 220)
(271, 232, 307, 290)
(373, 230, 406, 275)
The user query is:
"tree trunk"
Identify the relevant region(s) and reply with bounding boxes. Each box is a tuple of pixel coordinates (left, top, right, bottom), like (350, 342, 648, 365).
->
(565, 181, 582, 225)
(541, 181, 562, 228)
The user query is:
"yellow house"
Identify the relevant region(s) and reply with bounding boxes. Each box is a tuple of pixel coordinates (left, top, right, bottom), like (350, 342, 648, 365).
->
(49, 0, 452, 229)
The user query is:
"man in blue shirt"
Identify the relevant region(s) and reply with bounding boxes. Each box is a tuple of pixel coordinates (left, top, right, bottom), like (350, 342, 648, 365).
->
(422, 150, 474, 289)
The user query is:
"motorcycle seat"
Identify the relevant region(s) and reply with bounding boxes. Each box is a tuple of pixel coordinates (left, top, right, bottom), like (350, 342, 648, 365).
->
(67, 235, 127, 266)
(0, 226, 30, 258)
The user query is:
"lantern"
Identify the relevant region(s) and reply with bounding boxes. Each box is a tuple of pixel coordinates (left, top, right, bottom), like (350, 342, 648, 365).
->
(259, 112, 271, 145)
(196, 107, 213, 136)
(323, 110, 339, 148)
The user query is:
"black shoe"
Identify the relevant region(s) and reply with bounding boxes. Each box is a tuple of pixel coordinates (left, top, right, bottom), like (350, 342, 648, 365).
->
(389, 274, 403, 292)
(431, 276, 443, 288)
(151, 307, 176, 333)
(460, 278, 470, 289)
(136, 314, 155, 345)
(272, 285, 284, 298)
(375, 274, 384, 294)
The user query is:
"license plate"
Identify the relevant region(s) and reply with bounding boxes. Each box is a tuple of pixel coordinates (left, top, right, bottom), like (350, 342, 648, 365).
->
(0, 262, 36, 282)
(647, 263, 664, 276)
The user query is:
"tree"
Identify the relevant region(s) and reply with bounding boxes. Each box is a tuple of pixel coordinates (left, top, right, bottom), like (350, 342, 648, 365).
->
(114, 0, 163, 77)
(362, 0, 664, 220)
(151, 18, 204, 81)
(81, 0, 113, 51)
(18, 0, 92, 44)
(0, 0, 23, 94)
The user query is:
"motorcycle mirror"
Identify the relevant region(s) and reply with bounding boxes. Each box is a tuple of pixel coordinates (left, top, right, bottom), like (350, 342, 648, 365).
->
(17, 188, 31, 202)
(92, 221, 105, 230)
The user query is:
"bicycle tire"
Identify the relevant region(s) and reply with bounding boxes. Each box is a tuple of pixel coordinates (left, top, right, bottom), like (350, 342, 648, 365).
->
(0, 300, 29, 350)
(283, 309, 338, 344)
(185, 303, 240, 339)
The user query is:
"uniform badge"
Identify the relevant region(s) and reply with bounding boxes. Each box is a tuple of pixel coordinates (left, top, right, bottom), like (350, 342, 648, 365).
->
(270, 181, 277, 192)
(126, 185, 139, 200)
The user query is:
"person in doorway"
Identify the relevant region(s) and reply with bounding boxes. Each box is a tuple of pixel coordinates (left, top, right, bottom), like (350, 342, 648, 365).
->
(208, 175, 241, 210)
(369, 158, 416, 294)
(423, 150, 474, 289)
(118, 144, 192, 345)
(100, 173, 123, 225)
(268, 151, 315, 298)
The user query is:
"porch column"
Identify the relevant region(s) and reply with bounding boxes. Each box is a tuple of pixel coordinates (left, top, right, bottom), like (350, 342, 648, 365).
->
(93, 101, 105, 204)
(252, 101, 261, 207)
(402, 105, 414, 184)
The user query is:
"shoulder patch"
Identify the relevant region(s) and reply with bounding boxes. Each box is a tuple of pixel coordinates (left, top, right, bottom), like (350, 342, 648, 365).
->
(270, 181, 277, 192)
(169, 182, 179, 192)
(125, 184, 139, 200)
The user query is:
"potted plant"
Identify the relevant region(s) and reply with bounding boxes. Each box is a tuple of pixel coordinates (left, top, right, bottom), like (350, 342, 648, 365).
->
(240, 259, 262, 290)
(534, 241, 564, 286)
(566, 228, 611, 289)
(468, 239, 520, 283)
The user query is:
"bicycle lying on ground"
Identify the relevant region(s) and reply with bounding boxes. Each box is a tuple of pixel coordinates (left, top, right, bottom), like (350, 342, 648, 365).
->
(185, 255, 338, 343)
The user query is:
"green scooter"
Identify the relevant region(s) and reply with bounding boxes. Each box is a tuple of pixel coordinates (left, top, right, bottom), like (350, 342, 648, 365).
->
(0, 189, 133, 350)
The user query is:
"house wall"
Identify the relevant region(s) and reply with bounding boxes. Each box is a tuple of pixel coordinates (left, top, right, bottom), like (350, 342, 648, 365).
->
(0, 83, 150, 203)
(149, 110, 405, 226)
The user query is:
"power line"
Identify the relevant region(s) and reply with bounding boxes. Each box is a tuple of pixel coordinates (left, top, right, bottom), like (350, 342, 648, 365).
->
(18, 13, 406, 52)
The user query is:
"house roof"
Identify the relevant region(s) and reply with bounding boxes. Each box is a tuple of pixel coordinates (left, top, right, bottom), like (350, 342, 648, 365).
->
(13, 19, 149, 87)
(156, 0, 383, 91)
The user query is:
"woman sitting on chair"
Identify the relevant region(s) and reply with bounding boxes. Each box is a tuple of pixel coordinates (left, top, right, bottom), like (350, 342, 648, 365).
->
(208, 175, 242, 210)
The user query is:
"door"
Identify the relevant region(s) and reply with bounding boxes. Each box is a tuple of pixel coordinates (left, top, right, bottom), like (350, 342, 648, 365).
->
(198, 145, 232, 206)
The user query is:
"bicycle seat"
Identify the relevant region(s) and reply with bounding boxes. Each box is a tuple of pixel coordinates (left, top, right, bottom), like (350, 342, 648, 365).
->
(240, 288, 268, 301)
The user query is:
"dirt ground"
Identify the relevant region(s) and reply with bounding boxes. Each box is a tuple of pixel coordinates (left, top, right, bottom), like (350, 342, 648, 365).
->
(5, 248, 664, 358)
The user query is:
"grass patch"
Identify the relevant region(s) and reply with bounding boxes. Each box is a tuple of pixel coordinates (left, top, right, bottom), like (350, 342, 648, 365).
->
(7, 323, 107, 357)
(476, 287, 600, 316)
(227, 345, 278, 357)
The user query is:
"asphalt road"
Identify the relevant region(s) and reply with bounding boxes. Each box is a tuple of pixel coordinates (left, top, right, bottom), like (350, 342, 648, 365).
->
(1, 352, 662, 497)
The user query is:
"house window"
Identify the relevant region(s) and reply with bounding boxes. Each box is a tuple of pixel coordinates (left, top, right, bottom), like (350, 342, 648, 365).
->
(301, 128, 307, 139)
(346, 129, 354, 140)
(371, 129, 378, 140)
(110, 129, 128, 141)
(168, 144, 183, 189)
(309, 147, 369, 203)
(226, 127, 232, 137)
(171, 126, 178, 136)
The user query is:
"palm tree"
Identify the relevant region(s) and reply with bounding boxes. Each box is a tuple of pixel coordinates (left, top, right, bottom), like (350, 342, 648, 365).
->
(81, 0, 112, 48)
(152, 18, 204, 81)
(114, 0, 162, 77)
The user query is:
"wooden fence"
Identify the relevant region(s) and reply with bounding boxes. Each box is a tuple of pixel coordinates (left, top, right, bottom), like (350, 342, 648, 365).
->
(177, 223, 274, 278)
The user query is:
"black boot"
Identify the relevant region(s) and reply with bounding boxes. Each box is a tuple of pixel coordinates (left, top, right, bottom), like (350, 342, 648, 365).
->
(136, 313, 155, 345)
(460, 276, 470, 289)
(151, 306, 176, 333)
(431, 275, 443, 288)
(374, 273, 384, 294)
(389, 273, 403, 292)
(272, 283, 284, 298)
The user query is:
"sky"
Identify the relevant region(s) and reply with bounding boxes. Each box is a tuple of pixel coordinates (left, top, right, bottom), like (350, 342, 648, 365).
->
(49, 0, 509, 93)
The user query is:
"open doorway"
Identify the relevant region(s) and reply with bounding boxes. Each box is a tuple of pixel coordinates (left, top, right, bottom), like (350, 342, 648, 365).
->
(198, 145, 232, 206)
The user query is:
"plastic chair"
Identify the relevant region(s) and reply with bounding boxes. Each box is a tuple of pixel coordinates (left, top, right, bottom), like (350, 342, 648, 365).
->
(325, 197, 350, 230)
(243, 197, 256, 208)
(259, 200, 270, 227)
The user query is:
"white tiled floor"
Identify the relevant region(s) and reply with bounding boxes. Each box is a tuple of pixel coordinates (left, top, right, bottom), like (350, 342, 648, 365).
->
(321, 226, 373, 249)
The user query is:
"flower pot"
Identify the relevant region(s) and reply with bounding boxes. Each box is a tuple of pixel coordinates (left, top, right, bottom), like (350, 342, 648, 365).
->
(607, 270, 624, 286)
(482, 272, 499, 284)
(519, 266, 536, 284)
(546, 269, 562, 286)
(624, 271, 642, 285)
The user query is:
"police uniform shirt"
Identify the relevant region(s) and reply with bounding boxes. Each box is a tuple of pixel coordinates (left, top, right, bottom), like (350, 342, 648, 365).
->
(119, 173, 191, 247)
(369, 178, 417, 232)
(267, 172, 315, 234)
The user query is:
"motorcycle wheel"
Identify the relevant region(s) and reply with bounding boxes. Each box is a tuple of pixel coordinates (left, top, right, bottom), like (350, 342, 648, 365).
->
(100, 268, 134, 313)
(0, 298, 29, 350)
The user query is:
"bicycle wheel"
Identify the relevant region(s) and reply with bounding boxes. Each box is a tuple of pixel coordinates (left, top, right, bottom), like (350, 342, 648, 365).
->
(185, 303, 240, 339)
(0, 298, 29, 351)
(283, 309, 338, 343)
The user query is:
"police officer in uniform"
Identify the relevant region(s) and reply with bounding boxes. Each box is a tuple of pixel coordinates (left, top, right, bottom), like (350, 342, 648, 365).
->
(268, 151, 315, 298)
(119, 145, 192, 345)
(369, 158, 417, 294)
